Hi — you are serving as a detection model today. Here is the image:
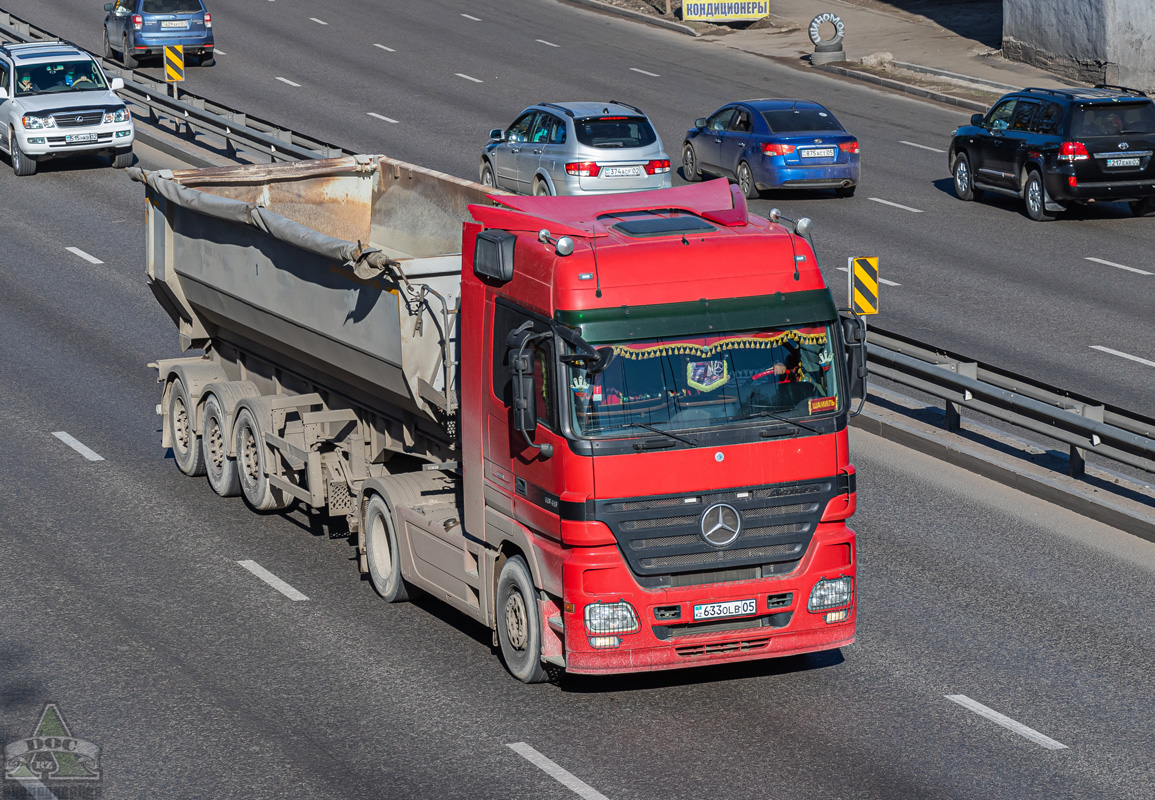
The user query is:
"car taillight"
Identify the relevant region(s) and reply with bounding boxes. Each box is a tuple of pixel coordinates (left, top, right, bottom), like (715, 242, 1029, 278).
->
(643, 159, 670, 174)
(132, 14, 143, 29)
(839, 140, 860, 154)
(1059, 141, 1089, 161)
(203, 12, 212, 27)
(565, 161, 600, 177)
(762, 143, 795, 156)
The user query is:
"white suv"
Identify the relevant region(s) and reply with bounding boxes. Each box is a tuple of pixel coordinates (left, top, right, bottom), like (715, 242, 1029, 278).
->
(0, 41, 134, 176)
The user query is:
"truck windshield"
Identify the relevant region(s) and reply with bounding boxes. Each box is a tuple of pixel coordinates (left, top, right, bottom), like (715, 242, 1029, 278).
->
(569, 324, 841, 437)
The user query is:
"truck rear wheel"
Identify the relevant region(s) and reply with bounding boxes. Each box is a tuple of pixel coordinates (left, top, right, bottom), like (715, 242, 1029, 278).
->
(234, 407, 288, 511)
(202, 394, 240, 497)
(167, 378, 205, 477)
(363, 494, 412, 602)
(496, 556, 549, 684)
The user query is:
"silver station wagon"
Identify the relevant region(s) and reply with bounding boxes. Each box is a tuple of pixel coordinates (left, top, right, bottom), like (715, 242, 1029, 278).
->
(481, 101, 671, 196)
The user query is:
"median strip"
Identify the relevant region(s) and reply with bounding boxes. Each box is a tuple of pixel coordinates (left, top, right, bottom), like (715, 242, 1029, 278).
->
(236, 560, 309, 601)
(507, 743, 610, 800)
(945, 695, 1068, 750)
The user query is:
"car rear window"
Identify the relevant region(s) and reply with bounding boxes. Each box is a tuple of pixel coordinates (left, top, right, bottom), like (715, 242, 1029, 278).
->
(761, 108, 844, 133)
(142, 0, 203, 13)
(1072, 102, 1155, 137)
(574, 116, 657, 148)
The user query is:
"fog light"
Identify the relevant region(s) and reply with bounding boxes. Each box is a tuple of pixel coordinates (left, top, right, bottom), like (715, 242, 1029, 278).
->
(808, 576, 852, 612)
(584, 600, 639, 635)
(27, 137, 45, 144)
(588, 636, 621, 649)
(825, 608, 850, 624)
(116, 130, 132, 138)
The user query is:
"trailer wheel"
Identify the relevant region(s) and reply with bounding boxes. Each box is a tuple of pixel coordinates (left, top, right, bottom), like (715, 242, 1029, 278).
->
(167, 378, 205, 477)
(202, 394, 240, 497)
(234, 407, 288, 511)
(496, 556, 548, 684)
(363, 494, 412, 603)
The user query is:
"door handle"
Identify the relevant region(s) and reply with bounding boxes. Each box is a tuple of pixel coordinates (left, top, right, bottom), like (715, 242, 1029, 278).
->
(515, 476, 527, 496)
(714, 138, 723, 143)
(510, 148, 520, 153)
(532, 149, 542, 154)
(736, 142, 745, 147)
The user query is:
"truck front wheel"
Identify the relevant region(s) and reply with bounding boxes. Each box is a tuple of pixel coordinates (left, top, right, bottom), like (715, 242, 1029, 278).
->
(363, 494, 412, 602)
(496, 556, 549, 684)
(167, 378, 205, 476)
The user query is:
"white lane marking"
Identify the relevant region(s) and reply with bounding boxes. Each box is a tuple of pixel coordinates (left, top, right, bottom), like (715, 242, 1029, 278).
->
(65, 246, 103, 264)
(275, 77, 301, 87)
(373, 43, 395, 52)
(1090, 345, 1155, 368)
(456, 73, 483, 83)
(309, 17, 328, 25)
(537, 39, 559, 47)
(214, 50, 225, 55)
(461, 13, 482, 21)
(630, 67, 660, 77)
(869, 197, 924, 213)
(507, 743, 610, 800)
(945, 695, 1068, 750)
(236, 560, 309, 601)
(52, 432, 104, 462)
(1085, 256, 1152, 276)
(900, 140, 945, 153)
(15, 778, 60, 800)
(836, 266, 901, 286)
(368, 112, 399, 124)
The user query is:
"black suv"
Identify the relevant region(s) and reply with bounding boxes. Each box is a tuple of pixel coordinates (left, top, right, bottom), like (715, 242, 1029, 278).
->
(949, 85, 1155, 220)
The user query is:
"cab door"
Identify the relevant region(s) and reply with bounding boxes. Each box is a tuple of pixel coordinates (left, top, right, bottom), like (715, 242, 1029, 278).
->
(697, 107, 735, 173)
(106, 0, 133, 48)
(491, 111, 538, 192)
(975, 98, 1018, 189)
(0, 61, 10, 152)
(718, 106, 755, 177)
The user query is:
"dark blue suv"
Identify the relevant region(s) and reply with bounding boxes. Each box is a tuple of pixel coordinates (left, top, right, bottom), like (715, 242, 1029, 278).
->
(103, 0, 214, 70)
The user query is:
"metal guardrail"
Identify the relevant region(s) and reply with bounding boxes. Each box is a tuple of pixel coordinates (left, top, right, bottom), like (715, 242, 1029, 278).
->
(0, 9, 350, 162)
(868, 326, 1155, 479)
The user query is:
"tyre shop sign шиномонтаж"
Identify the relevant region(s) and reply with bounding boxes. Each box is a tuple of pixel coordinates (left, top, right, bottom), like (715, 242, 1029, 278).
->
(682, 1, 769, 22)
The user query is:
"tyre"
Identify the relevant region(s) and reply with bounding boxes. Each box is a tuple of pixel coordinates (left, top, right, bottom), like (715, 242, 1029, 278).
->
(835, 185, 856, 198)
(111, 147, 133, 169)
(10, 131, 36, 176)
(479, 160, 496, 188)
(1023, 170, 1054, 221)
(234, 407, 289, 511)
(202, 394, 240, 497)
(952, 152, 980, 201)
(167, 378, 205, 477)
(682, 142, 701, 182)
(103, 29, 115, 60)
(737, 161, 759, 200)
(1130, 198, 1155, 217)
(362, 494, 414, 602)
(496, 556, 548, 684)
(122, 36, 138, 69)
(532, 178, 552, 196)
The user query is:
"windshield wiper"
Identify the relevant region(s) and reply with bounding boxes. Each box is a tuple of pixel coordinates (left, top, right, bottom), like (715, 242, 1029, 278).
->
(743, 409, 821, 435)
(612, 422, 698, 451)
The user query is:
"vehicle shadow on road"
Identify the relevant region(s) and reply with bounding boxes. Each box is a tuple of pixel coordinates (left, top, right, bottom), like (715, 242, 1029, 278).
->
(931, 176, 1137, 220)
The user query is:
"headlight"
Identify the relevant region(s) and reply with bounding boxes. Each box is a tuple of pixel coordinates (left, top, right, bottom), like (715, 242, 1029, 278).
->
(21, 115, 54, 130)
(583, 601, 639, 635)
(807, 576, 853, 612)
(104, 107, 130, 124)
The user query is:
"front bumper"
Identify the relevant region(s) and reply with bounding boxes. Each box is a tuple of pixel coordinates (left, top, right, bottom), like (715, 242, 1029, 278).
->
(17, 123, 134, 157)
(562, 522, 856, 675)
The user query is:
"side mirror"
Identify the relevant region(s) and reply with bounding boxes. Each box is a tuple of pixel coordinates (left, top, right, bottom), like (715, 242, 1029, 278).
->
(0, 88, 8, 100)
(110, 77, 124, 91)
(694, 117, 706, 129)
(971, 113, 985, 127)
(507, 324, 553, 458)
(840, 313, 868, 415)
(489, 128, 505, 142)
(104, 2, 113, 10)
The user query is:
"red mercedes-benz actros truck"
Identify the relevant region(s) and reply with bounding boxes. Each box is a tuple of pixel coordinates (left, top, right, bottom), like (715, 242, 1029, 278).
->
(134, 154, 866, 682)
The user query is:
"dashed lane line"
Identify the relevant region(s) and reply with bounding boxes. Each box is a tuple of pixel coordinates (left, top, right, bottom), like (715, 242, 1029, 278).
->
(456, 73, 483, 83)
(461, 13, 481, 21)
(373, 43, 395, 52)
(52, 432, 104, 462)
(368, 112, 399, 124)
(507, 743, 610, 800)
(1085, 256, 1152, 276)
(275, 77, 301, 87)
(1090, 345, 1155, 368)
(945, 695, 1068, 750)
(836, 266, 901, 286)
(236, 560, 309, 601)
(537, 39, 559, 47)
(65, 246, 103, 264)
(869, 197, 923, 213)
(900, 140, 945, 153)
(309, 17, 328, 25)
(630, 67, 659, 77)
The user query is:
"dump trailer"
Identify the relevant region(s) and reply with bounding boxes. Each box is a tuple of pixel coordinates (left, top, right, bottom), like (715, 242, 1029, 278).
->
(132, 155, 867, 682)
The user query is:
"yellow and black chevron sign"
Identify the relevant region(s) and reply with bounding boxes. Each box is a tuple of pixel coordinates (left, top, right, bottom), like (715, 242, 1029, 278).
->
(164, 45, 185, 82)
(850, 256, 879, 315)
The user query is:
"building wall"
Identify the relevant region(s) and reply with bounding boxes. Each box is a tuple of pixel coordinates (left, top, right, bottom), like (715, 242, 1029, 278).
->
(1003, 0, 1155, 91)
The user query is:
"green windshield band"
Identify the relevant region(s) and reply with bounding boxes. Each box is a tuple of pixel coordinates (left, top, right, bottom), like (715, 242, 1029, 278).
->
(554, 289, 838, 342)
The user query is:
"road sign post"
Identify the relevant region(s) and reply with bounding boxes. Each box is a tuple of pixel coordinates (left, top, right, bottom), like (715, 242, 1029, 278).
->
(849, 256, 879, 315)
(164, 45, 184, 99)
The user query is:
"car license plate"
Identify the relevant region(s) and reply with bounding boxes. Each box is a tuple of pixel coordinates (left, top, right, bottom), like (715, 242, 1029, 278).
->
(693, 598, 757, 621)
(65, 134, 98, 143)
(602, 166, 642, 178)
(161, 20, 188, 28)
(801, 148, 836, 158)
(1107, 157, 1140, 168)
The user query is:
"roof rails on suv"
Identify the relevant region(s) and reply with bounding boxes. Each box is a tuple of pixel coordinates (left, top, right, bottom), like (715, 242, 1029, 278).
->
(537, 102, 575, 118)
(1022, 85, 1149, 101)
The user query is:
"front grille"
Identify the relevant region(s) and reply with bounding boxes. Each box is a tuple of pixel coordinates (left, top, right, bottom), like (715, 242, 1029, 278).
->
(53, 111, 104, 128)
(595, 477, 841, 578)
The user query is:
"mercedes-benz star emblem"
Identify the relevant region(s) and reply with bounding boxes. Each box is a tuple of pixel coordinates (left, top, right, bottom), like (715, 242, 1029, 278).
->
(700, 503, 741, 547)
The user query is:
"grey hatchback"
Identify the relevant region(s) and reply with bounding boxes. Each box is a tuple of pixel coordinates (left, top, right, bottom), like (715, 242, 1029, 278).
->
(480, 101, 671, 196)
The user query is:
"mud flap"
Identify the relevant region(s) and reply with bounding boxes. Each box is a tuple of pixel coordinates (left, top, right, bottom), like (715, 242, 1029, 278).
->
(539, 594, 565, 668)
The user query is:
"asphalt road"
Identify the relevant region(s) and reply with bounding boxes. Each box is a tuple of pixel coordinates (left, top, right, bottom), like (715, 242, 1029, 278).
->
(3, 0, 1155, 416)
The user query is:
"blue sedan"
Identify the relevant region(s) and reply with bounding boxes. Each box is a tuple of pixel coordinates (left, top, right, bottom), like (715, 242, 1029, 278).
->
(682, 99, 859, 199)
